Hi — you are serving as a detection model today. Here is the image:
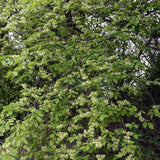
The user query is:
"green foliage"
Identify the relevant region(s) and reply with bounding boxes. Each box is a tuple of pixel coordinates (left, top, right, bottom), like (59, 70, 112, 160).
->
(0, 0, 160, 159)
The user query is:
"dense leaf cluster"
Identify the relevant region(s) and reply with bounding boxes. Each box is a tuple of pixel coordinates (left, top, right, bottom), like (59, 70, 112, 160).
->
(0, 0, 160, 159)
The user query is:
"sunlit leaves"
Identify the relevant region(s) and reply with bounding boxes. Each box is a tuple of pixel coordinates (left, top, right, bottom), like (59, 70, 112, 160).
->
(0, 0, 160, 159)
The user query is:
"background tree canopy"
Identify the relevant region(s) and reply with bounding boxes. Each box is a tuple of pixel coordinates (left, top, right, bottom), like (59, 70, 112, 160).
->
(0, 0, 160, 159)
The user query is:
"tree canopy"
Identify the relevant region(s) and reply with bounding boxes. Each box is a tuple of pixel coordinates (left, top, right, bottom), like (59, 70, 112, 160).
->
(0, 0, 160, 159)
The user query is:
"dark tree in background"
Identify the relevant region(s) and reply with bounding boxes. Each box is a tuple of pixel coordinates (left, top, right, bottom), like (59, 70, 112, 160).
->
(0, 0, 160, 159)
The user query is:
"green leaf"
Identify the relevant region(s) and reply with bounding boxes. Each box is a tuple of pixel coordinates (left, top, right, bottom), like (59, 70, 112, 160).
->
(68, 137, 75, 143)
(99, 114, 108, 121)
(36, 116, 41, 122)
(142, 122, 147, 128)
(110, 92, 114, 98)
(0, 127, 5, 134)
(21, 137, 28, 144)
(132, 105, 137, 112)
(12, 72, 18, 77)
(113, 79, 118, 84)
(154, 111, 160, 117)
(148, 122, 154, 129)
(81, 146, 90, 152)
